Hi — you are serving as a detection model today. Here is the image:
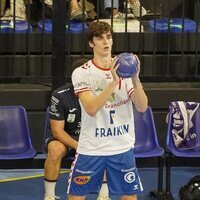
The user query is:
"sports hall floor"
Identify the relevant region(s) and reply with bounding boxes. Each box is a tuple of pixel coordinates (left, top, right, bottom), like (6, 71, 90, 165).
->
(1, 167, 200, 200)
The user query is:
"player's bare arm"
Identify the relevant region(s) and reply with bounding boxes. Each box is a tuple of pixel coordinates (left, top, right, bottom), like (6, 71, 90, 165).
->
(130, 55, 148, 112)
(50, 119, 78, 149)
(78, 74, 119, 117)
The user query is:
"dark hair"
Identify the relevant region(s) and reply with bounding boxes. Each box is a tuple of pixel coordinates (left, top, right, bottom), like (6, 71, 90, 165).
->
(88, 21, 113, 42)
(72, 57, 88, 70)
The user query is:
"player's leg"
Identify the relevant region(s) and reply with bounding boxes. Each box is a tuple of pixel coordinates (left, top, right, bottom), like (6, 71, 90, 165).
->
(97, 172, 110, 200)
(106, 149, 143, 200)
(44, 140, 67, 200)
(120, 195, 137, 200)
(68, 195, 86, 200)
(67, 154, 105, 200)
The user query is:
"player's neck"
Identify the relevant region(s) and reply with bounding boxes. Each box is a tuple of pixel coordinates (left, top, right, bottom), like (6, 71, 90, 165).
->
(93, 54, 112, 69)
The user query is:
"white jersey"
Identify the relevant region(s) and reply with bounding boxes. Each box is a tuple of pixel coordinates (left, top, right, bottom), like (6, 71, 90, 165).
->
(72, 60, 136, 156)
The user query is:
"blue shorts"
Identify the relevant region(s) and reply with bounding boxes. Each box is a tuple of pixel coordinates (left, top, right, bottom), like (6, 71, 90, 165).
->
(67, 149, 143, 196)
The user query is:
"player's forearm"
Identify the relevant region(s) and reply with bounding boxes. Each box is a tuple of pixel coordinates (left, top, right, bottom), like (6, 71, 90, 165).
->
(131, 78, 148, 112)
(53, 130, 78, 150)
(82, 81, 118, 116)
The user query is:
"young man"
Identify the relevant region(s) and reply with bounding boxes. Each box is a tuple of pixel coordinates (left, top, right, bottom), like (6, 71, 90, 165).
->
(68, 21, 148, 200)
(44, 58, 110, 200)
(104, 0, 146, 19)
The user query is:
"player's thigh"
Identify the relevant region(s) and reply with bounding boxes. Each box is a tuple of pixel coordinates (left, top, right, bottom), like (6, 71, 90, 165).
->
(106, 149, 143, 195)
(68, 154, 106, 195)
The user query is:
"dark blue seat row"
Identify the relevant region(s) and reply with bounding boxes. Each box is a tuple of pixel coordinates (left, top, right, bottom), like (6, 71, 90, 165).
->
(1, 104, 200, 200)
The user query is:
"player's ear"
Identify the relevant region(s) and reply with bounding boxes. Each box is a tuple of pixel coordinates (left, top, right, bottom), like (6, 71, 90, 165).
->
(89, 41, 94, 48)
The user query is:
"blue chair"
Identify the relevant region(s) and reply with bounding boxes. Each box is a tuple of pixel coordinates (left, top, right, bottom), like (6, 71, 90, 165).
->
(133, 106, 165, 200)
(165, 103, 200, 200)
(43, 106, 51, 144)
(0, 20, 33, 33)
(0, 106, 36, 160)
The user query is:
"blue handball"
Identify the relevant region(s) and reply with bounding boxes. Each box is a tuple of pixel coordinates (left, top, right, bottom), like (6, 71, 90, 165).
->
(116, 53, 138, 78)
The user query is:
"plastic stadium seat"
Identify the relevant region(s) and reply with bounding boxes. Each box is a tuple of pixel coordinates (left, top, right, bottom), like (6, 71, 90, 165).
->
(0, 20, 32, 33)
(0, 106, 36, 160)
(38, 19, 88, 33)
(165, 102, 200, 200)
(133, 106, 165, 199)
(43, 106, 51, 143)
(148, 18, 196, 33)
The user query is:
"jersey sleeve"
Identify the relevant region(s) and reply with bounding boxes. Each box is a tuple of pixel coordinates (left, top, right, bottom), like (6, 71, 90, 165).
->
(49, 91, 65, 120)
(72, 66, 91, 95)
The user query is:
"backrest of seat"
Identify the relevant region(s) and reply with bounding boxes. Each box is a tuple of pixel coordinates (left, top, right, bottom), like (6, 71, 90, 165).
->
(166, 106, 175, 149)
(0, 106, 34, 155)
(133, 106, 160, 153)
(44, 106, 51, 140)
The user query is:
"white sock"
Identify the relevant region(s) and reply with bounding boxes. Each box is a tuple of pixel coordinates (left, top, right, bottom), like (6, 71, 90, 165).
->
(99, 182, 109, 196)
(44, 179, 57, 197)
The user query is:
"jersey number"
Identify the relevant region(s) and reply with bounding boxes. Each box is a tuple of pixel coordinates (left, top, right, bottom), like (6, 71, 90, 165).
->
(109, 110, 115, 124)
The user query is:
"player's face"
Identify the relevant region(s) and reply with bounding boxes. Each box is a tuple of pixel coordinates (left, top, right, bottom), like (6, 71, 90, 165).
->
(89, 31, 113, 56)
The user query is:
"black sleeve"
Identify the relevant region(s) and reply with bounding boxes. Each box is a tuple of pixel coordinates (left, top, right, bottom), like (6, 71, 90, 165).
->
(49, 90, 65, 120)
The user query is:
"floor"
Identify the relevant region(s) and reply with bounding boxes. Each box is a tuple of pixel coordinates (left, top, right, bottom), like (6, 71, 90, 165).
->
(1, 167, 200, 200)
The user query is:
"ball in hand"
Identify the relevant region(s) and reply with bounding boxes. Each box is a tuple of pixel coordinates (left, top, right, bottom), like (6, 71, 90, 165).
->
(116, 53, 138, 78)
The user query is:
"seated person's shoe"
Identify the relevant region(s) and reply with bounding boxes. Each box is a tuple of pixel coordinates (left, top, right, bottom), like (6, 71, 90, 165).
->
(70, 9, 88, 21)
(113, 12, 135, 19)
(79, 0, 96, 19)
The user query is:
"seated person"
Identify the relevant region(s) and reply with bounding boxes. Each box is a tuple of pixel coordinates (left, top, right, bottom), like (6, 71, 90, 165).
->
(44, 0, 96, 21)
(104, 0, 146, 19)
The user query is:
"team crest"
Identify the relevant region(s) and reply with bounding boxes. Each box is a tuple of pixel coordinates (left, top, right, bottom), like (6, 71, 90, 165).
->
(94, 81, 103, 92)
(108, 93, 115, 102)
(67, 114, 75, 123)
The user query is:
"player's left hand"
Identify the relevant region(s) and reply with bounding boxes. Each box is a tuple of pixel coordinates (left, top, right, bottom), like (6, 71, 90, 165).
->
(131, 53, 141, 79)
(110, 56, 120, 84)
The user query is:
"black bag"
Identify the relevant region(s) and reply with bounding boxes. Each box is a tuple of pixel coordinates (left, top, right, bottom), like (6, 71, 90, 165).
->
(179, 175, 200, 200)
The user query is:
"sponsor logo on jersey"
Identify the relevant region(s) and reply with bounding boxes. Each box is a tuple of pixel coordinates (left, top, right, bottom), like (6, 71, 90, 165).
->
(108, 93, 115, 102)
(105, 98, 130, 108)
(75, 129, 80, 135)
(75, 169, 94, 174)
(49, 111, 60, 117)
(124, 172, 135, 183)
(69, 108, 77, 112)
(121, 167, 136, 172)
(51, 96, 59, 104)
(81, 63, 90, 69)
(94, 81, 103, 92)
(74, 82, 89, 88)
(74, 176, 91, 185)
(95, 124, 129, 137)
(49, 105, 60, 117)
(58, 88, 70, 93)
(105, 73, 112, 79)
(67, 114, 75, 123)
(133, 185, 139, 190)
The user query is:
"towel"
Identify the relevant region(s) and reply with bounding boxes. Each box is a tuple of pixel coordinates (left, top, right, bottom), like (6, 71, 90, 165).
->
(168, 101, 200, 150)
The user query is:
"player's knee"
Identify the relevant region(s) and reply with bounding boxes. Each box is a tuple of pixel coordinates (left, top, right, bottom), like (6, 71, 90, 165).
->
(47, 141, 66, 160)
(121, 195, 137, 200)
